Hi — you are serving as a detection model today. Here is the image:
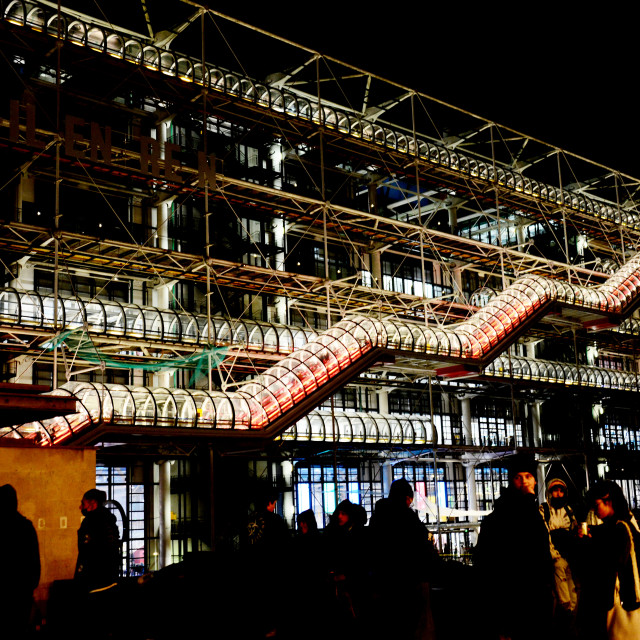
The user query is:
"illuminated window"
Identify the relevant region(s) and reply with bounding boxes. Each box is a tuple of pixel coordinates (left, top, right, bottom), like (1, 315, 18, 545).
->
(96, 464, 148, 577)
(393, 463, 468, 524)
(472, 400, 523, 448)
(294, 462, 383, 528)
(618, 478, 640, 510)
(318, 388, 377, 412)
(599, 408, 640, 451)
(474, 465, 509, 512)
(382, 259, 438, 298)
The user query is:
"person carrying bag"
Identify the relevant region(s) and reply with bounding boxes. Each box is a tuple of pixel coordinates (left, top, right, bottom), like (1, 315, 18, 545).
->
(606, 519, 640, 640)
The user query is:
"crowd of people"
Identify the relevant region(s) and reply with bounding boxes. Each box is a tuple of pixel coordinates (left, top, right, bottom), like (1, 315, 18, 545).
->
(240, 465, 640, 640)
(244, 480, 440, 640)
(2, 460, 640, 639)
(474, 455, 640, 640)
(245, 458, 640, 640)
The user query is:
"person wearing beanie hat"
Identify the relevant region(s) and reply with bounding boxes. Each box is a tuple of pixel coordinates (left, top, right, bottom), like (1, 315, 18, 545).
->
(540, 478, 578, 542)
(474, 455, 554, 640)
(540, 477, 579, 628)
(507, 452, 538, 486)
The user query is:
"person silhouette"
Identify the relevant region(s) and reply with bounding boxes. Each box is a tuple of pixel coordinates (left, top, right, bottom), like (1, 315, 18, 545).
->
(73, 488, 120, 639)
(0, 483, 41, 639)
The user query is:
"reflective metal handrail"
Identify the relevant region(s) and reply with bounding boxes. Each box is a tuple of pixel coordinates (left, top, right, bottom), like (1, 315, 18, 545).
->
(5, 252, 640, 444)
(0, 288, 317, 354)
(486, 355, 639, 390)
(2, 253, 640, 361)
(4, 345, 638, 444)
(4, 0, 638, 231)
(282, 410, 442, 445)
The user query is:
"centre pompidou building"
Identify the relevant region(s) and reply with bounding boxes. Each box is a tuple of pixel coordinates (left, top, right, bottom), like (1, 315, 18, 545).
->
(2, 0, 640, 579)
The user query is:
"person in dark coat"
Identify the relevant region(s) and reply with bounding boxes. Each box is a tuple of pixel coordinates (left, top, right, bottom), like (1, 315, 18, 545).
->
(0, 484, 40, 639)
(73, 488, 120, 639)
(323, 500, 370, 638)
(245, 492, 290, 638)
(368, 478, 439, 640)
(474, 454, 554, 640)
(75, 488, 120, 592)
(283, 509, 328, 640)
(324, 500, 364, 577)
(247, 493, 289, 551)
(576, 480, 640, 640)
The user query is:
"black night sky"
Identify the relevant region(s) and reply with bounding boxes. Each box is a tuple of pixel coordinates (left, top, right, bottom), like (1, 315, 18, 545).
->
(210, 4, 638, 179)
(68, 1, 638, 179)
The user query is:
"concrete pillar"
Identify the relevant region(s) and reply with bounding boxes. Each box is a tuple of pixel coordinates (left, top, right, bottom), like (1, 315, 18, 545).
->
(9, 355, 33, 384)
(441, 392, 450, 413)
(461, 397, 472, 446)
(158, 461, 172, 569)
(448, 206, 458, 235)
(152, 281, 174, 388)
(250, 294, 263, 322)
(156, 120, 175, 252)
(152, 280, 174, 384)
(596, 462, 607, 480)
(462, 460, 480, 549)
(377, 388, 389, 414)
(452, 267, 464, 304)
(280, 460, 294, 529)
(531, 401, 542, 447)
(526, 341, 537, 359)
(370, 251, 382, 290)
(156, 198, 175, 252)
(360, 253, 373, 288)
(432, 262, 442, 288)
(270, 142, 282, 190)
(464, 463, 478, 513)
(153, 371, 172, 389)
(11, 257, 35, 290)
(381, 462, 394, 498)
(271, 216, 287, 322)
(152, 281, 171, 310)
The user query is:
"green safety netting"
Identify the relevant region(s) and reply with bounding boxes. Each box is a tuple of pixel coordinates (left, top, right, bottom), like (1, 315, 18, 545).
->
(43, 329, 228, 379)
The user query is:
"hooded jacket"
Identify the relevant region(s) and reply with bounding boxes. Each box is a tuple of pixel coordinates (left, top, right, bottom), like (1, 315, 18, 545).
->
(540, 479, 576, 531)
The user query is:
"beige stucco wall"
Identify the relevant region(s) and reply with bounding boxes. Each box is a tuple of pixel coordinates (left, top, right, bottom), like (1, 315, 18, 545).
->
(0, 443, 96, 605)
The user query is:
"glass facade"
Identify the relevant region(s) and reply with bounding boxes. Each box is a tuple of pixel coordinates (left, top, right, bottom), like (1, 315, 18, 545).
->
(6, 0, 639, 232)
(4, 0, 640, 591)
(475, 465, 509, 512)
(294, 461, 383, 526)
(96, 464, 147, 576)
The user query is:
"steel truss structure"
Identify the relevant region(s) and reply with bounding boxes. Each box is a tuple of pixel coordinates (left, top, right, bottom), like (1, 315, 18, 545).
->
(3, 0, 640, 563)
